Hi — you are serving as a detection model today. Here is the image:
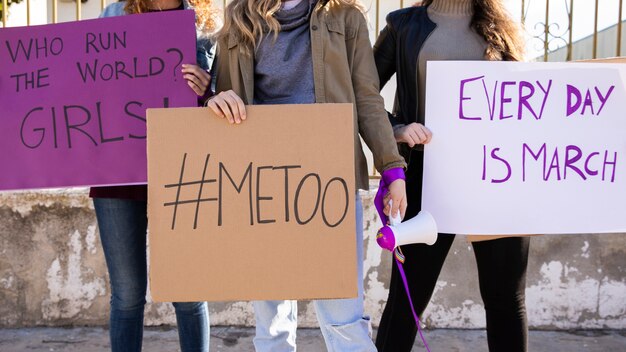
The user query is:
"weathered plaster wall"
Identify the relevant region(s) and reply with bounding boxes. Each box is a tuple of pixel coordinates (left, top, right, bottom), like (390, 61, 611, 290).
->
(1, 189, 624, 329)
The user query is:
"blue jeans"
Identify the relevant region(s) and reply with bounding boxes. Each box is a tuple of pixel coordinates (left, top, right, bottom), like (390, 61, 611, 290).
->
(253, 195, 375, 352)
(93, 198, 209, 352)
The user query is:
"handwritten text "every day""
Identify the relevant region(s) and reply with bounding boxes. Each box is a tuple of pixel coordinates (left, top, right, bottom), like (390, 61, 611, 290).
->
(458, 76, 617, 183)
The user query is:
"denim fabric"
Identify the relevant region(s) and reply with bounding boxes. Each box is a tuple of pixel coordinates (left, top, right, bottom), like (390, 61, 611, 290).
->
(94, 198, 209, 352)
(253, 300, 298, 351)
(253, 195, 375, 352)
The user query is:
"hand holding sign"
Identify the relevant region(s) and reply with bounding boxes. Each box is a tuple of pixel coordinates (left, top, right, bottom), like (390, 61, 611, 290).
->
(394, 122, 433, 147)
(206, 90, 247, 124)
(181, 64, 211, 97)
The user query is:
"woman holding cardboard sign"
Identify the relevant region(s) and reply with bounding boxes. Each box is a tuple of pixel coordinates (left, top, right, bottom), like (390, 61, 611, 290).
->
(206, 0, 407, 350)
(373, 1, 530, 351)
(90, 1, 217, 351)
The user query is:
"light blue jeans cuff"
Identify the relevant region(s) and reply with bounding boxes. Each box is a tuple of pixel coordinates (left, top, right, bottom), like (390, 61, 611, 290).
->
(252, 195, 375, 352)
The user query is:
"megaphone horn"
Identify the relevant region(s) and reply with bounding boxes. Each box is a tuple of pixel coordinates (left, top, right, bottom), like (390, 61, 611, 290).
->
(376, 211, 438, 251)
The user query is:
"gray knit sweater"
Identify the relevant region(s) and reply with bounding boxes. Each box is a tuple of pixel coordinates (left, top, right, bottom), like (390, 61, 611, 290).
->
(417, 0, 488, 124)
(254, 0, 316, 105)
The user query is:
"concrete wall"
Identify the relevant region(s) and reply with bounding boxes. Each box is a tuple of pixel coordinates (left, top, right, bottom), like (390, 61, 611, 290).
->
(1, 189, 624, 329)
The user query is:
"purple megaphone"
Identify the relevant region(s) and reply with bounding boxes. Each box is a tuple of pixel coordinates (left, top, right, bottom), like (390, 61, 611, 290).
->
(376, 209, 438, 251)
(373, 167, 438, 251)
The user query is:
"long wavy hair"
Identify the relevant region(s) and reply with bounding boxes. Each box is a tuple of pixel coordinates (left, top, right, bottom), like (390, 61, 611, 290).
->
(420, 0, 525, 61)
(216, 0, 365, 52)
(124, 0, 219, 33)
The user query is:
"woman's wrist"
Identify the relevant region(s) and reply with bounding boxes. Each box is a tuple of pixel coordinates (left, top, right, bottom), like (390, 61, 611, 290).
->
(392, 124, 406, 132)
(199, 89, 215, 107)
(381, 167, 406, 185)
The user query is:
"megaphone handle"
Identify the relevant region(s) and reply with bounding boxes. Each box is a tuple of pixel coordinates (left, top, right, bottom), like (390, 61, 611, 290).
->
(388, 200, 402, 226)
(394, 248, 431, 352)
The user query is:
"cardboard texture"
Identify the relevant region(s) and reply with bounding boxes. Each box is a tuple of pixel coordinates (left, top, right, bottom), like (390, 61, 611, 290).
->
(147, 104, 357, 302)
(0, 11, 197, 191)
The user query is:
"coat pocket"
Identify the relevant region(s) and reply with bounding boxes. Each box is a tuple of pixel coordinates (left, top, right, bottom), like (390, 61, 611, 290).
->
(326, 20, 357, 40)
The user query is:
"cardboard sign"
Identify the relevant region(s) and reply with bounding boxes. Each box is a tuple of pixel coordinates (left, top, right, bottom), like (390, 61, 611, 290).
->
(422, 61, 626, 235)
(0, 11, 197, 191)
(147, 104, 357, 302)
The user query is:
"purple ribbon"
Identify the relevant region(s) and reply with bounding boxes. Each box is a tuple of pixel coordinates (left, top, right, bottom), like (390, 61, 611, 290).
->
(394, 253, 432, 352)
(374, 167, 406, 225)
(374, 167, 431, 352)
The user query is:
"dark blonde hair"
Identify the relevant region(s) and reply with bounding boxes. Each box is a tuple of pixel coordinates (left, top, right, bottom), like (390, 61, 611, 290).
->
(420, 0, 525, 61)
(216, 0, 365, 52)
(124, 0, 219, 33)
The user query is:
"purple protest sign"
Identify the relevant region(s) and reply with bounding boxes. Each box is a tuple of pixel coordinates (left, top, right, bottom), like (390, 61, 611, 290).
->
(0, 11, 197, 191)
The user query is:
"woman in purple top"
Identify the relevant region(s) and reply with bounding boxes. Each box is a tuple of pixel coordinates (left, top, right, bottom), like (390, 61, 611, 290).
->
(91, 1, 217, 351)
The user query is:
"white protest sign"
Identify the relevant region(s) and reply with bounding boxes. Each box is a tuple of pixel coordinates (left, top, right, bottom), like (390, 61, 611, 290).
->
(422, 61, 626, 235)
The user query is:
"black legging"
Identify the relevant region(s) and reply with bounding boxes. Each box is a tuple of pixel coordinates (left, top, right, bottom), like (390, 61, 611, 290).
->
(375, 151, 530, 352)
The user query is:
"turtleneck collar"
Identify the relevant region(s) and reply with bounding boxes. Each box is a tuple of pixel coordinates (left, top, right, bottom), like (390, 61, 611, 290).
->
(428, 0, 474, 17)
(275, 0, 315, 31)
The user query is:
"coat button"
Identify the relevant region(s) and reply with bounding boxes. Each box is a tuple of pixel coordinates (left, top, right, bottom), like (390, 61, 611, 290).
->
(312, 25, 318, 31)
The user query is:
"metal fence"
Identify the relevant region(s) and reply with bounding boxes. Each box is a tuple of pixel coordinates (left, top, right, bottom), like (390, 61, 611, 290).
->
(2, 0, 625, 59)
(1, 0, 100, 23)
(522, 0, 624, 61)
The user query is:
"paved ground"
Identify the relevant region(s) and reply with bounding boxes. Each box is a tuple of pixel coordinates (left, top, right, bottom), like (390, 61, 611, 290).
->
(0, 327, 624, 351)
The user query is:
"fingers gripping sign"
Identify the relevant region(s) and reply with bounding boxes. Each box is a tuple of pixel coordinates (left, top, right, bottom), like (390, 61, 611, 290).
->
(182, 64, 211, 97)
(394, 123, 433, 147)
(206, 90, 247, 124)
